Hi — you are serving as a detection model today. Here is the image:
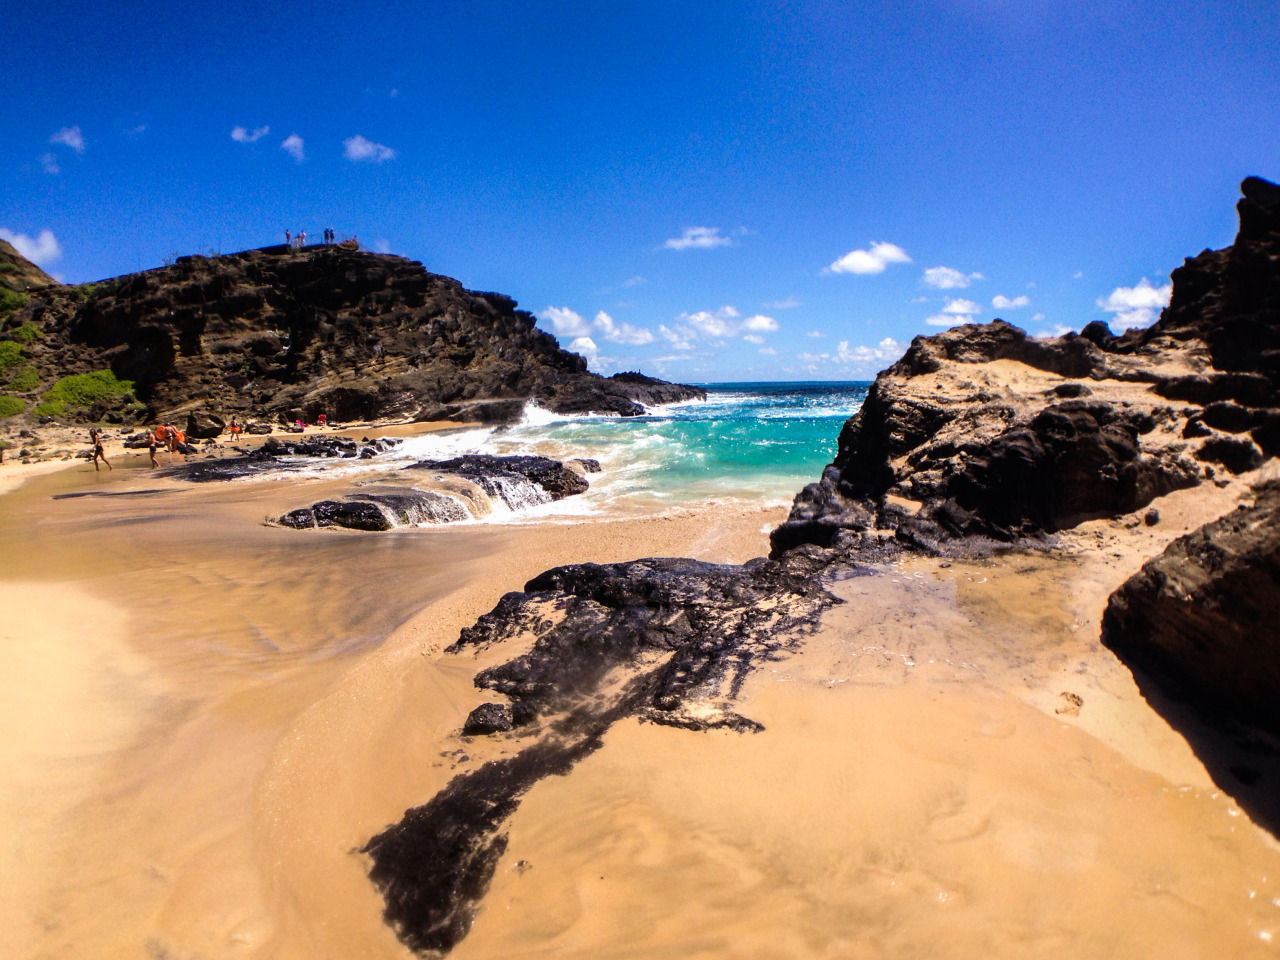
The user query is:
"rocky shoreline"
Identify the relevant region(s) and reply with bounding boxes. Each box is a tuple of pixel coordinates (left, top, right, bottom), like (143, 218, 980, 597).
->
(358, 176, 1280, 956)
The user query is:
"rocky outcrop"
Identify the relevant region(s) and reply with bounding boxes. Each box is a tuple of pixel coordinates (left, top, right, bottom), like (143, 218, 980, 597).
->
(0, 240, 59, 295)
(363, 556, 835, 955)
(275, 455, 591, 530)
(772, 176, 1280, 558)
(3, 245, 704, 425)
(1102, 480, 1280, 736)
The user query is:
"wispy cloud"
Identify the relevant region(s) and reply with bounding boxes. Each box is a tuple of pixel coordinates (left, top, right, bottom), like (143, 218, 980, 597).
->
(39, 153, 60, 175)
(540, 307, 655, 345)
(49, 126, 84, 153)
(0, 228, 63, 265)
(922, 266, 982, 289)
(1035, 324, 1074, 339)
(344, 134, 396, 163)
(231, 125, 269, 143)
(829, 241, 911, 275)
(1097, 277, 1171, 329)
(992, 294, 1030, 309)
(621, 275, 647, 288)
(281, 134, 305, 162)
(796, 337, 904, 375)
(665, 226, 731, 251)
(763, 297, 801, 309)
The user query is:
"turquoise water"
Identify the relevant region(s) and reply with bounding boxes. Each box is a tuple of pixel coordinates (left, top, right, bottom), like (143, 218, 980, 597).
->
(395, 381, 869, 514)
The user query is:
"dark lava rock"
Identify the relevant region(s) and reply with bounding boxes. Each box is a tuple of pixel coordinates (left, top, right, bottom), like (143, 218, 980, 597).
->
(771, 176, 1280, 561)
(362, 556, 835, 956)
(312, 499, 393, 531)
(185, 410, 225, 439)
(278, 507, 317, 529)
(462, 703, 514, 736)
(1102, 481, 1280, 736)
(408, 454, 589, 500)
(3, 246, 703, 425)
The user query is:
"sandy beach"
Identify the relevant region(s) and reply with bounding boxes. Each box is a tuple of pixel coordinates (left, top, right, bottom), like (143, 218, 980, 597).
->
(3, 430, 1279, 959)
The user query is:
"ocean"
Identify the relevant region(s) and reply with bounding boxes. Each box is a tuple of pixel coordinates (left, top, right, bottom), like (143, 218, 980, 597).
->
(389, 381, 870, 518)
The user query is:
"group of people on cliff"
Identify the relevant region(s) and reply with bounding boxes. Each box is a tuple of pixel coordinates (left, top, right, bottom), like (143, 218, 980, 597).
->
(285, 228, 339, 249)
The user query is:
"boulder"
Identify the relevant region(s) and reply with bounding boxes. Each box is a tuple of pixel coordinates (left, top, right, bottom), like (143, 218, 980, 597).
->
(185, 411, 225, 439)
(1102, 481, 1280, 736)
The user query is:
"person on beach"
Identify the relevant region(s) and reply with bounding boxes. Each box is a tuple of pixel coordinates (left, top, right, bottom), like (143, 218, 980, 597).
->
(89, 428, 112, 472)
(317, 412, 327, 427)
(146, 428, 159, 468)
(228, 416, 242, 442)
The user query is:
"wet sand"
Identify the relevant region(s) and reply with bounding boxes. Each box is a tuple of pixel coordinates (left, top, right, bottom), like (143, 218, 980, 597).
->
(3, 449, 1280, 958)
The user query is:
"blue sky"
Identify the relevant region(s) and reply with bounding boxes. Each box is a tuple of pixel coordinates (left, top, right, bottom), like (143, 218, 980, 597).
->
(4, 1, 1277, 382)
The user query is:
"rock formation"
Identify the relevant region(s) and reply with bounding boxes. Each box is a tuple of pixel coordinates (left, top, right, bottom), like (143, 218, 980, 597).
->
(363, 556, 835, 955)
(1102, 480, 1280, 736)
(771, 176, 1280, 558)
(1, 245, 704, 425)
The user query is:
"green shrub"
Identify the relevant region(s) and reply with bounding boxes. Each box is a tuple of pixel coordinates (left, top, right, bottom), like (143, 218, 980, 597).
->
(37, 370, 135, 418)
(0, 341, 21, 371)
(0, 262, 18, 276)
(8, 366, 38, 391)
(0, 396, 25, 419)
(10, 322, 40, 343)
(64, 283, 99, 303)
(0, 288, 27, 316)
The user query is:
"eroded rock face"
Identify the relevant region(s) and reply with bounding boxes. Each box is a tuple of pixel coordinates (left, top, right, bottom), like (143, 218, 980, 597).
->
(5, 247, 705, 424)
(772, 176, 1280, 558)
(1101, 480, 1280, 736)
(407, 454, 589, 501)
(363, 556, 836, 955)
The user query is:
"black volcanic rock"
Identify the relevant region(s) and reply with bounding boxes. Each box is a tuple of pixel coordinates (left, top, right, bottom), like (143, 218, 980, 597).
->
(1102, 481, 1280, 736)
(3, 246, 703, 425)
(363, 556, 835, 955)
(407, 454, 589, 500)
(772, 177, 1280, 558)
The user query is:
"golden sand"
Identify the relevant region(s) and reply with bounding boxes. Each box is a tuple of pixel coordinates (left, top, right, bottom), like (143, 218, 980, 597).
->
(2, 442, 1278, 959)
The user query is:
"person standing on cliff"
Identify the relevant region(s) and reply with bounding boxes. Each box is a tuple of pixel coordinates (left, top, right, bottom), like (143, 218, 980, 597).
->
(89, 427, 112, 472)
(299, 230, 306, 247)
(285, 229, 291, 246)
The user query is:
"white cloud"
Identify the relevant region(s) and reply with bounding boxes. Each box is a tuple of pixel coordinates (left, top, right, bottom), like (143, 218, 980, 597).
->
(943, 298, 981, 314)
(686, 310, 734, 338)
(758, 347, 778, 355)
(741, 314, 778, 332)
(664, 226, 731, 250)
(992, 294, 1030, 309)
(1073, 271, 1084, 279)
(1097, 277, 1172, 329)
(593, 310, 655, 345)
(835, 337, 904, 369)
(39, 153, 60, 175)
(568, 336, 599, 362)
(374, 238, 392, 254)
(541, 306, 593, 338)
(542, 306, 655, 345)
(743, 334, 765, 345)
(805, 330, 826, 338)
(621, 275, 647, 288)
(1031, 312, 1045, 321)
(829, 241, 911, 275)
(925, 313, 973, 327)
(0, 228, 63, 265)
(281, 134, 305, 162)
(763, 297, 801, 309)
(922, 266, 983, 289)
(344, 134, 396, 163)
(49, 126, 84, 152)
(127, 124, 147, 135)
(658, 324, 694, 351)
(231, 125, 269, 143)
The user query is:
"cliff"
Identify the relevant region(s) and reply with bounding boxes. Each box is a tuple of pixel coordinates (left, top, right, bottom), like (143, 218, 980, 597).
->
(771, 175, 1280, 557)
(0, 245, 704, 425)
